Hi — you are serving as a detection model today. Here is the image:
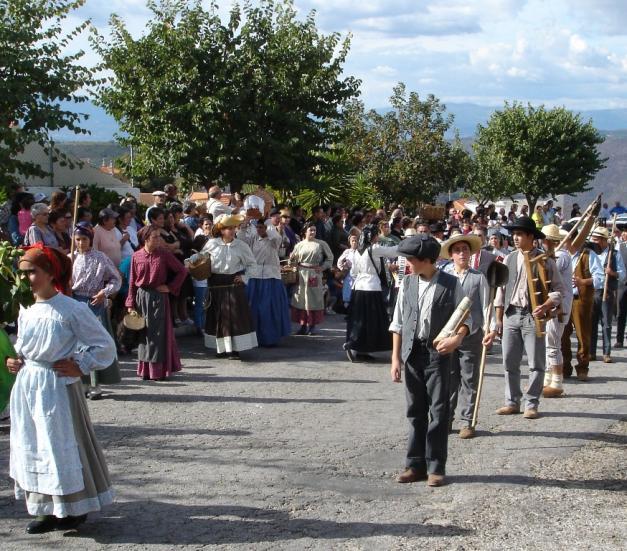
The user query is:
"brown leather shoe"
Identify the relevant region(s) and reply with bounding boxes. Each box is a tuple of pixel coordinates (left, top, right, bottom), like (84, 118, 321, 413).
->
(523, 408, 539, 419)
(576, 371, 589, 381)
(458, 426, 475, 439)
(543, 386, 564, 398)
(496, 405, 521, 415)
(603, 355, 613, 363)
(427, 474, 445, 487)
(396, 467, 427, 483)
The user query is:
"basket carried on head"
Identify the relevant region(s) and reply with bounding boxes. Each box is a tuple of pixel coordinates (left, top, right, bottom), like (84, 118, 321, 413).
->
(186, 255, 212, 280)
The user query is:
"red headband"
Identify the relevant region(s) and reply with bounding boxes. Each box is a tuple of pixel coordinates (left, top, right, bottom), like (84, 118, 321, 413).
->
(20, 243, 71, 295)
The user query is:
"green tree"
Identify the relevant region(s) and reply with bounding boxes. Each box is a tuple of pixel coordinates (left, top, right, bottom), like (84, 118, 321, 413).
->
(339, 83, 470, 206)
(0, 0, 98, 186)
(93, 0, 360, 191)
(469, 102, 606, 211)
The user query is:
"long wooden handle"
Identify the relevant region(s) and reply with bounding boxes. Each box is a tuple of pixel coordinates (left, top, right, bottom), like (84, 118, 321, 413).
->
(471, 293, 495, 429)
(69, 186, 80, 260)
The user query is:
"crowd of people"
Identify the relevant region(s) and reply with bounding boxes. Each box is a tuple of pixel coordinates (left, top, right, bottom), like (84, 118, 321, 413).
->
(1, 184, 626, 531)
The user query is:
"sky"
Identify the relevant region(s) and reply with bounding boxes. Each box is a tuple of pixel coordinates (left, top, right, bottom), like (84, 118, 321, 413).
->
(66, 0, 627, 110)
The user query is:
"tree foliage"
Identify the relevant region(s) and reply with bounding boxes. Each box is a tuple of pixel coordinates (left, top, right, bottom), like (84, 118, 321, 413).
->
(0, 0, 98, 186)
(339, 83, 470, 206)
(468, 102, 607, 210)
(92, 0, 360, 191)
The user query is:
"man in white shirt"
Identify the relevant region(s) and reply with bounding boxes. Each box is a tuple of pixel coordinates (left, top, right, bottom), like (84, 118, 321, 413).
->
(206, 185, 233, 219)
(589, 226, 626, 362)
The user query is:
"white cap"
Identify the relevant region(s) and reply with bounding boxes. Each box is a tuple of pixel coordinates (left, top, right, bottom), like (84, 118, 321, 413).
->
(152, 191, 166, 196)
(34, 192, 47, 202)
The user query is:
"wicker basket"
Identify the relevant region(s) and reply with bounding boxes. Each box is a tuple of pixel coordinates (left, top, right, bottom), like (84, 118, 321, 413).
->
(281, 266, 298, 285)
(123, 310, 146, 331)
(187, 256, 212, 280)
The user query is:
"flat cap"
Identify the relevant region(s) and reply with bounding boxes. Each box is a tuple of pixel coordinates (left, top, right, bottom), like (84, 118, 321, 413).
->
(397, 235, 441, 261)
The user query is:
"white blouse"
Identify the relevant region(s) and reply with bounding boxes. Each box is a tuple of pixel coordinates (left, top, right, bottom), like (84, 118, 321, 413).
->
(350, 245, 398, 291)
(199, 237, 258, 279)
(239, 225, 282, 280)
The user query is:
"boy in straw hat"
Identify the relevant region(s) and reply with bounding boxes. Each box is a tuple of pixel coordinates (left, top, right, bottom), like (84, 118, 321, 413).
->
(493, 216, 566, 419)
(541, 225, 573, 397)
(441, 234, 496, 438)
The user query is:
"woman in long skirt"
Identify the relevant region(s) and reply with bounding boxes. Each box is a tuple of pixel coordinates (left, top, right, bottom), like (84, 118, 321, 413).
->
(344, 224, 398, 362)
(71, 224, 122, 399)
(126, 225, 188, 380)
(240, 219, 291, 346)
(289, 222, 334, 335)
(7, 243, 116, 534)
(188, 214, 259, 359)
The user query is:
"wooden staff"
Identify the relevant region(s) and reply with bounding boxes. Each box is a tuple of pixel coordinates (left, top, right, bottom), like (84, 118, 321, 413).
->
(471, 261, 509, 429)
(69, 186, 80, 259)
(603, 214, 618, 302)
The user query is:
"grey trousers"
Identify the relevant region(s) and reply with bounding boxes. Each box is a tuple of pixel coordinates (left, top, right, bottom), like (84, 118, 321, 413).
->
(590, 289, 614, 357)
(502, 306, 546, 409)
(449, 330, 483, 426)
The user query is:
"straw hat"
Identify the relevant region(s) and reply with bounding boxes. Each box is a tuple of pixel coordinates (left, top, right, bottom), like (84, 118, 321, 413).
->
(439, 234, 482, 259)
(212, 213, 245, 237)
(541, 224, 563, 242)
(591, 226, 610, 240)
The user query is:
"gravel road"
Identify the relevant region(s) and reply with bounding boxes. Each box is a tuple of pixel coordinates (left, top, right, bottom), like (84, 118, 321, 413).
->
(1, 316, 625, 550)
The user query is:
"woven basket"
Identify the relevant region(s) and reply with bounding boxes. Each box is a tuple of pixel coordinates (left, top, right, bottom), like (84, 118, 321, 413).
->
(187, 256, 212, 280)
(123, 310, 146, 331)
(281, 267, 298, 285)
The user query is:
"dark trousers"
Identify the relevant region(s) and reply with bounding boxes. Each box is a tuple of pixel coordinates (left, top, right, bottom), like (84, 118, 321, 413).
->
(616, 286, 627, 344)
(404, 341, 451, 475)
(590, 289, 614, 357)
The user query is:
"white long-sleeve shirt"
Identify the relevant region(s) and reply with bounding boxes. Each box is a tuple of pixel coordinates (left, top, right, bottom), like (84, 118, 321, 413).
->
(239, 225, 282, 280)
(350, 245, 398, 291)
(199, 237, 258, 280)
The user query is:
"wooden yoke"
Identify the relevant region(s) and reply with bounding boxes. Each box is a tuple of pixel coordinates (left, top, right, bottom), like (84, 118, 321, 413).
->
(523, 250, 553, 337)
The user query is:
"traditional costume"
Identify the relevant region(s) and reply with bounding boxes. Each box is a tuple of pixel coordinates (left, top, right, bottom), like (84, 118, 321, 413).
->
(10, 245, 116, 527)
(390, 236, 471, 481)
(241, 223, 291, 346)
(289, 238, 333, 331)
(344, 225, 397, 361)
(441, 234, 490, 434)
(194, 215, 259, 355)
(125, 246, 188, 380)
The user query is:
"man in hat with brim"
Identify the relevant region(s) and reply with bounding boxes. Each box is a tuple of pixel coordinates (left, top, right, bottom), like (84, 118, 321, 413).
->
(441, 234, 496, 438)
(589, 226, 626, 363)
(389, 235, 472, 487)
(541, 225, 573, 397)
(493, 216, 566, 419)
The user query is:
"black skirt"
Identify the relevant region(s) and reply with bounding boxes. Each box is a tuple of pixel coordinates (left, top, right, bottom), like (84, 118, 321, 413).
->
(204, 273, 257, 352)
(346, 290, 392, 353)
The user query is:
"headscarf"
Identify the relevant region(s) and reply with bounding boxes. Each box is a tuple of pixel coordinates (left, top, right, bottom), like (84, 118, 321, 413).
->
(358, 224, 377, 254)
(19, 243, 72, 295)
(73, 222, 94, 246)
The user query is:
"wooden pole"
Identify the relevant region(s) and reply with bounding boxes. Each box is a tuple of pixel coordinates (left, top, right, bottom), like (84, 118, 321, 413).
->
(69, 186, 80, 260)
(471, 290, 495, 430)
(603, 214, 618, 302)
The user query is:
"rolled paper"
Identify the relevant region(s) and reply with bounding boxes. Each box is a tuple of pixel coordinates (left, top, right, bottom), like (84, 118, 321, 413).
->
(433, 296, 472, 345)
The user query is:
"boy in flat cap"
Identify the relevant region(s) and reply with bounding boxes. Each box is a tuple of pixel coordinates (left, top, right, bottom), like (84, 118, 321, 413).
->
(389, 235, 471, 487)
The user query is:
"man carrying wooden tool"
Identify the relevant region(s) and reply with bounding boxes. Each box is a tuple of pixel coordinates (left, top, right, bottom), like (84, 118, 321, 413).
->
(589, 225, 626, 364)
(493, 217, 566, 419)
